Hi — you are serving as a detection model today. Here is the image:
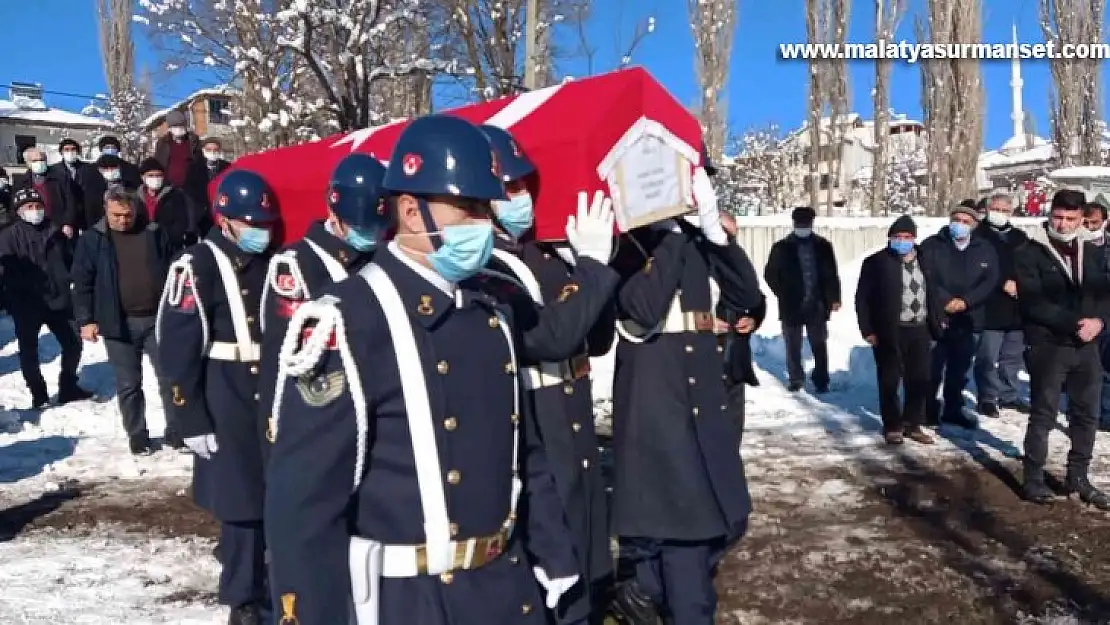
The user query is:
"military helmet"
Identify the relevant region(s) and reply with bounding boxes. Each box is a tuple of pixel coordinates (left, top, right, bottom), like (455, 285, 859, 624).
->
(479, 124, 535, 183)
(327, 154, 389, 230)
(383, 115, 506, 202)
(213, 170, 279, 225)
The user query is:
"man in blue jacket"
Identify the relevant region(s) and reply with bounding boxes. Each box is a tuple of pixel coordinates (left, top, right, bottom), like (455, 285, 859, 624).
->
(71, 187, 178, 453)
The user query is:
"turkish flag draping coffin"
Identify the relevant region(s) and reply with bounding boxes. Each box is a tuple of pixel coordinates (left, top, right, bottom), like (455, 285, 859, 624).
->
(217, 67, 704, 245)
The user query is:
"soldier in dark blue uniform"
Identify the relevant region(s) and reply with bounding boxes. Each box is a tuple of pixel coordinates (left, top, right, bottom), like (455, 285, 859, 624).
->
(607, 161, 763, 625)
(258, 153, 387, 447)
(264, 114, 581, 625)
(156, 170, 279, 625)
(481, 123, 619, 625)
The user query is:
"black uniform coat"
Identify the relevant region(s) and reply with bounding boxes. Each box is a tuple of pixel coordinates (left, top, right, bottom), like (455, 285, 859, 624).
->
(156, 231, 271, 522)
(264, 246, 578, 625)
(919, 226, 1000, 335)
(974, 221, 1030, 331)
(489, 236, 619, 622)
(1015, 225, 1110, 348)
(610, 223, 759, 541)
(763, 232, 840, 324)
(258, 221, 373, 454)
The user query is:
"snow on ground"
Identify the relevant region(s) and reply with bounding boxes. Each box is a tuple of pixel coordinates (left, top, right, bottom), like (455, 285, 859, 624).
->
(1, 243, 1108, 622)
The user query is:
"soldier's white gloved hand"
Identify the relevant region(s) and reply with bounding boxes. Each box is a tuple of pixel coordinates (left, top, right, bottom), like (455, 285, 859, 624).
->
(565, 191, 614, 264)
(184, 434, 218, 460)
(533, 567, 580, 609)
(692, 167, 728, 246)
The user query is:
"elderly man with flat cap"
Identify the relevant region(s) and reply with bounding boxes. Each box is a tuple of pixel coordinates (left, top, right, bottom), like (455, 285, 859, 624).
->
(919, 203, 1000, 429)
(763, 206, 842, 392)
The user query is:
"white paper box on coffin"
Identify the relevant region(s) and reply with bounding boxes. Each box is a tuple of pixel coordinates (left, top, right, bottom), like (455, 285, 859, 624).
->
(597, 117, 700, 232)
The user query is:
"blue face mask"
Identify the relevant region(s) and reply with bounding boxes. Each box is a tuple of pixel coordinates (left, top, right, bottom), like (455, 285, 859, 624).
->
(949, 222, 971, 239)
(236, 226, 272, 254)
(493, 194, 534, 239)
(428, 222, 494, 283)
(345, 226, 380, 252)
(889, 239, 914, 255)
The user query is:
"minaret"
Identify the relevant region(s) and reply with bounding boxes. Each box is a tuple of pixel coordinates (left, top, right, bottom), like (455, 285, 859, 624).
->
(1010, 22, 1025, 141)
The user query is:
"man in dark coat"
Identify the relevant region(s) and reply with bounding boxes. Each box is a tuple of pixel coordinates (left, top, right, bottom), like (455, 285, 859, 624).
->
(80, 136, 142, 228)
(0, 188, 93, 409)
(49, 138, 97, 231)
(153, 110, 202, 190)
(918, 204, 999, 428)
(71, 186, 178, 454)
(856, 215, 939, 445)
(973, 193, 1031, 417)
(157, 170, 280, 624)
(137, 157, 203, 254)
(1015, 189, 1110, 509)
(763, 206, 841, 392)
(1080, 202, 1110, 430)
(13, 147, 79, 240)
(184, 136, 230, 235)
(609, 162, 759, 625)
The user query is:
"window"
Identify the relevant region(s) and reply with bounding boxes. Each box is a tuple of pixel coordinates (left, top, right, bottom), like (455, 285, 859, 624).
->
(208, 97, 230, 125)
(14, 135, 37, 164)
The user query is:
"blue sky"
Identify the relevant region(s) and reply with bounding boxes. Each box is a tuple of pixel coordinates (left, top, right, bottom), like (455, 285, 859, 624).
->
(1, 0, 1103, 149)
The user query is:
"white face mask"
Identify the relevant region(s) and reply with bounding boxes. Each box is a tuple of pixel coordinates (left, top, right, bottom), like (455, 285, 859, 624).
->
(169, 126, 187, 138)
(29, 161, 47, 175)
(1047, 225, 1080, 243)
(144, 176, 164, 191)
(203, 150, 222, 163)
(20, 208, 45, 225)
(987, 211, 1010, 227)
(101, 169, 121, 182)
(62, 151, 79, 164)
(794, 227, 812, 238)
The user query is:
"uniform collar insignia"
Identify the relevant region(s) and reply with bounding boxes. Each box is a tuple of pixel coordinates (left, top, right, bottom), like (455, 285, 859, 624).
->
(380, 244, 455, 327)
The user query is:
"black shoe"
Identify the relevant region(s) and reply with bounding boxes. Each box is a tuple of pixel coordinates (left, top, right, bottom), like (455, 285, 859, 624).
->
(999, 399, 1031, 414)
(977, 402, 1000, 418)
(787, 381, 803, 392)
(1023, 465, 1055, 505)
(1064, 473, 1110, 511)
(163, 430, 186, 450)
(228, 603, 260, 625)
(56, 386, 94, 405)
(28, 392, 50, 410)
(608, 580, 659, 625)
(129, 434, 155, 456)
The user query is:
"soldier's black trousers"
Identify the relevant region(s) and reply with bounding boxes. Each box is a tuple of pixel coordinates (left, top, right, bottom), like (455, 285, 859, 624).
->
(219, 521, 270, 614)
(1024, 342, 1101, 475)
(11, 305, 81, 398)
(619, 537, 726, 625)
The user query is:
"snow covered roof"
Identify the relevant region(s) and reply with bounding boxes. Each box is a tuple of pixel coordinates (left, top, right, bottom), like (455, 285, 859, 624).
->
(1049, 165, 1110, 180)
(141, 86, 239, 130)
(999, 133, 1048, 153)
(979, 142, 1055, 169)
(0, 98, 113, 129)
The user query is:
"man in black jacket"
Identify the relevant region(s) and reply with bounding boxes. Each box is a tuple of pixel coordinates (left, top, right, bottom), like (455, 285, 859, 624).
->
(79, 137, 142, 229)
(184, 136, 230, 233)
(1016, 190, 1110, 509)
(0, 188, 93, 409)
(856, 215, 938, 445)
(973, 192, 1031, 417)
(919, 205, 999, 428)
(72, 187, 179, 454)
(13, 147, 79, 241)
(763, 206, 841, 392)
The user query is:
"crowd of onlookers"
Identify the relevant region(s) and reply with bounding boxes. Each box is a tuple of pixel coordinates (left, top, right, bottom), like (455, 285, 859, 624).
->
(765, 192, 1110, 508)
(0, 109, 231, 454)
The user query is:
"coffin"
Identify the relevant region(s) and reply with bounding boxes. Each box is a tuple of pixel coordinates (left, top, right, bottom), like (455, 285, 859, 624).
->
(216, 67, 705, 245)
